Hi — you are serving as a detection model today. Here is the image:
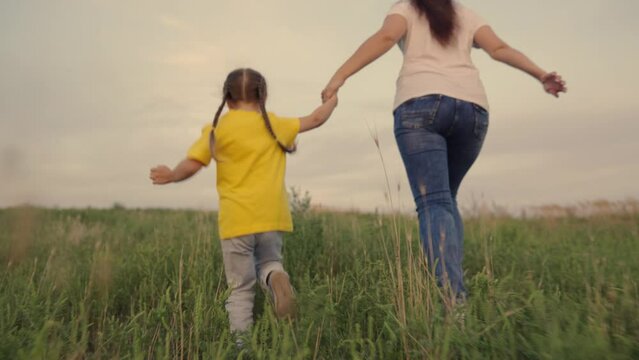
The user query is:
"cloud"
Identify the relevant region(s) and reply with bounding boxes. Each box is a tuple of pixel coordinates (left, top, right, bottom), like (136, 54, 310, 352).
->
(1, 0, 638, 211)
(158, 15, 191, 32)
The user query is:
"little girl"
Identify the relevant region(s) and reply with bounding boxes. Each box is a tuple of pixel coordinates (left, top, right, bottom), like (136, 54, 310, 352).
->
(149, 68, 338, 334)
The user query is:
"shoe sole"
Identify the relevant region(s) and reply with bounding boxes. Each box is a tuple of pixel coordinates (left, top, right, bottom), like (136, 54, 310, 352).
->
(270, 272, 296, 319)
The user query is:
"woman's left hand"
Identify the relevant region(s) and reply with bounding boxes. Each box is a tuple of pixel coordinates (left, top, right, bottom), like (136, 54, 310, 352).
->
(541, 72, 567, 97)
(321, 76, 345, 103)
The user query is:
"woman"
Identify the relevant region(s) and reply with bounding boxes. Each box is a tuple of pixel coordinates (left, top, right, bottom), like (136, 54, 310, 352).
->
(322, 0, 566, 301)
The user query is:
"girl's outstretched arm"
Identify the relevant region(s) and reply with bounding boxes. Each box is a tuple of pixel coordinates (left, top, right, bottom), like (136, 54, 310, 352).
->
(150, 158, 203, 185)
(474, 26, 567, 97)
(322, 15, 407, 101)
(299, 95, 338, 133)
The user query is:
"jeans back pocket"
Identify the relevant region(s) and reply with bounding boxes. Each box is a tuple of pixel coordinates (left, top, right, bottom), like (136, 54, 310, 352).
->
(395, 95, 442, 130)
(399, 113, 428, 129)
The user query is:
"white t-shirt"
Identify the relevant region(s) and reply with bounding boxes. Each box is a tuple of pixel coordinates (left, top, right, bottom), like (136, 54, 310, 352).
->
(388, 1, 489, 110)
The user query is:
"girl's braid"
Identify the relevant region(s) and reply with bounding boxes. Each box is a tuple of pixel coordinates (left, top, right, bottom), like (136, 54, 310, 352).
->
(256, 75, 296, 153)
(209, 80, 230, 156)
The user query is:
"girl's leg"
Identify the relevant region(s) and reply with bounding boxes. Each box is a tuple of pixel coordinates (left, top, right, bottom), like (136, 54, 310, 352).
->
(254, 232, 285, 287)
(255, 232, 295, 318)
(220, 235, 257, 333)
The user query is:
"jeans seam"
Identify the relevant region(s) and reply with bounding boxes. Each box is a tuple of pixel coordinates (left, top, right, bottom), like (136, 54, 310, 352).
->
(446, 99, 460, 137)
(428, 95, 443, 126)
(473, 109, 489, 140)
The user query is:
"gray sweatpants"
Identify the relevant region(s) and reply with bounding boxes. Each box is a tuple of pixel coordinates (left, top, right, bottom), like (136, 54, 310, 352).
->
(220, 231, 286, 333)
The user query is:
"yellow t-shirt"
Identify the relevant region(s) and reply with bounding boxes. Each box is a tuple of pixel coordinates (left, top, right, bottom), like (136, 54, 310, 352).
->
(187, 109, 300, 240)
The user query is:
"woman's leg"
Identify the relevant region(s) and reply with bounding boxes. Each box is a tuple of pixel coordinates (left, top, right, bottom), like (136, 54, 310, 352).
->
(221, 235, 257, 333)
(445, 101, 490, 299)
(394, 96, 465, 298)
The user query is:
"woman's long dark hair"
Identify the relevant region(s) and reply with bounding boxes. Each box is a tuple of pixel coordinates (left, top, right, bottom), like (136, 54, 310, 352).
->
(411, 0, 458, 46)
(209, 68, 296, 159)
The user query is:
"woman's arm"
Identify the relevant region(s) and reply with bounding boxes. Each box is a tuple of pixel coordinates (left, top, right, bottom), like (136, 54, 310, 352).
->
(299, 95, 338, 133)
(474, 26, 567, 97)
(322, 14, 407, 101)
(150, 158, 203, 185)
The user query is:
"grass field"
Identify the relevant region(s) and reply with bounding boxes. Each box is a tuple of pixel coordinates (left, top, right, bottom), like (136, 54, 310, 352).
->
(1, 204, 638, 359)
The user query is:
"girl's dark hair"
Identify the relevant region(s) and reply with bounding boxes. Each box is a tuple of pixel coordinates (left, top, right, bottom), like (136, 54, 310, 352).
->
(410, 0, 458, 46)
(209, 68, 296, 158)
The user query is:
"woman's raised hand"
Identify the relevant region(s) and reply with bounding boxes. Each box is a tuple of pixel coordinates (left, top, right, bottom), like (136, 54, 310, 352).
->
(321, 76, 345, 103)
(541, 72, 567, 97)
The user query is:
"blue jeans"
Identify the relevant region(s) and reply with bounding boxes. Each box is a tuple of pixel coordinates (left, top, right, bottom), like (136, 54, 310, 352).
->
(394, 94, 489, 298)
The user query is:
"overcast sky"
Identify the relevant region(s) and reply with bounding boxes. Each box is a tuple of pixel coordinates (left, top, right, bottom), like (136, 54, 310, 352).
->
(1, 0, 638, 212)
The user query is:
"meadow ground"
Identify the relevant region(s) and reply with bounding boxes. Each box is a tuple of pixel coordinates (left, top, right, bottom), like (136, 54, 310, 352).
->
(1, 204, 638, 359)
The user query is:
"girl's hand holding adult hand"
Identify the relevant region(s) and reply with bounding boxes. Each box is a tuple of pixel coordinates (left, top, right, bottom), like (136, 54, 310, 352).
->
(150, 165, 174, 185)
(324, 93, 339, 111)
(322, 76, 345, 103)
(540, 72, 567, 98)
